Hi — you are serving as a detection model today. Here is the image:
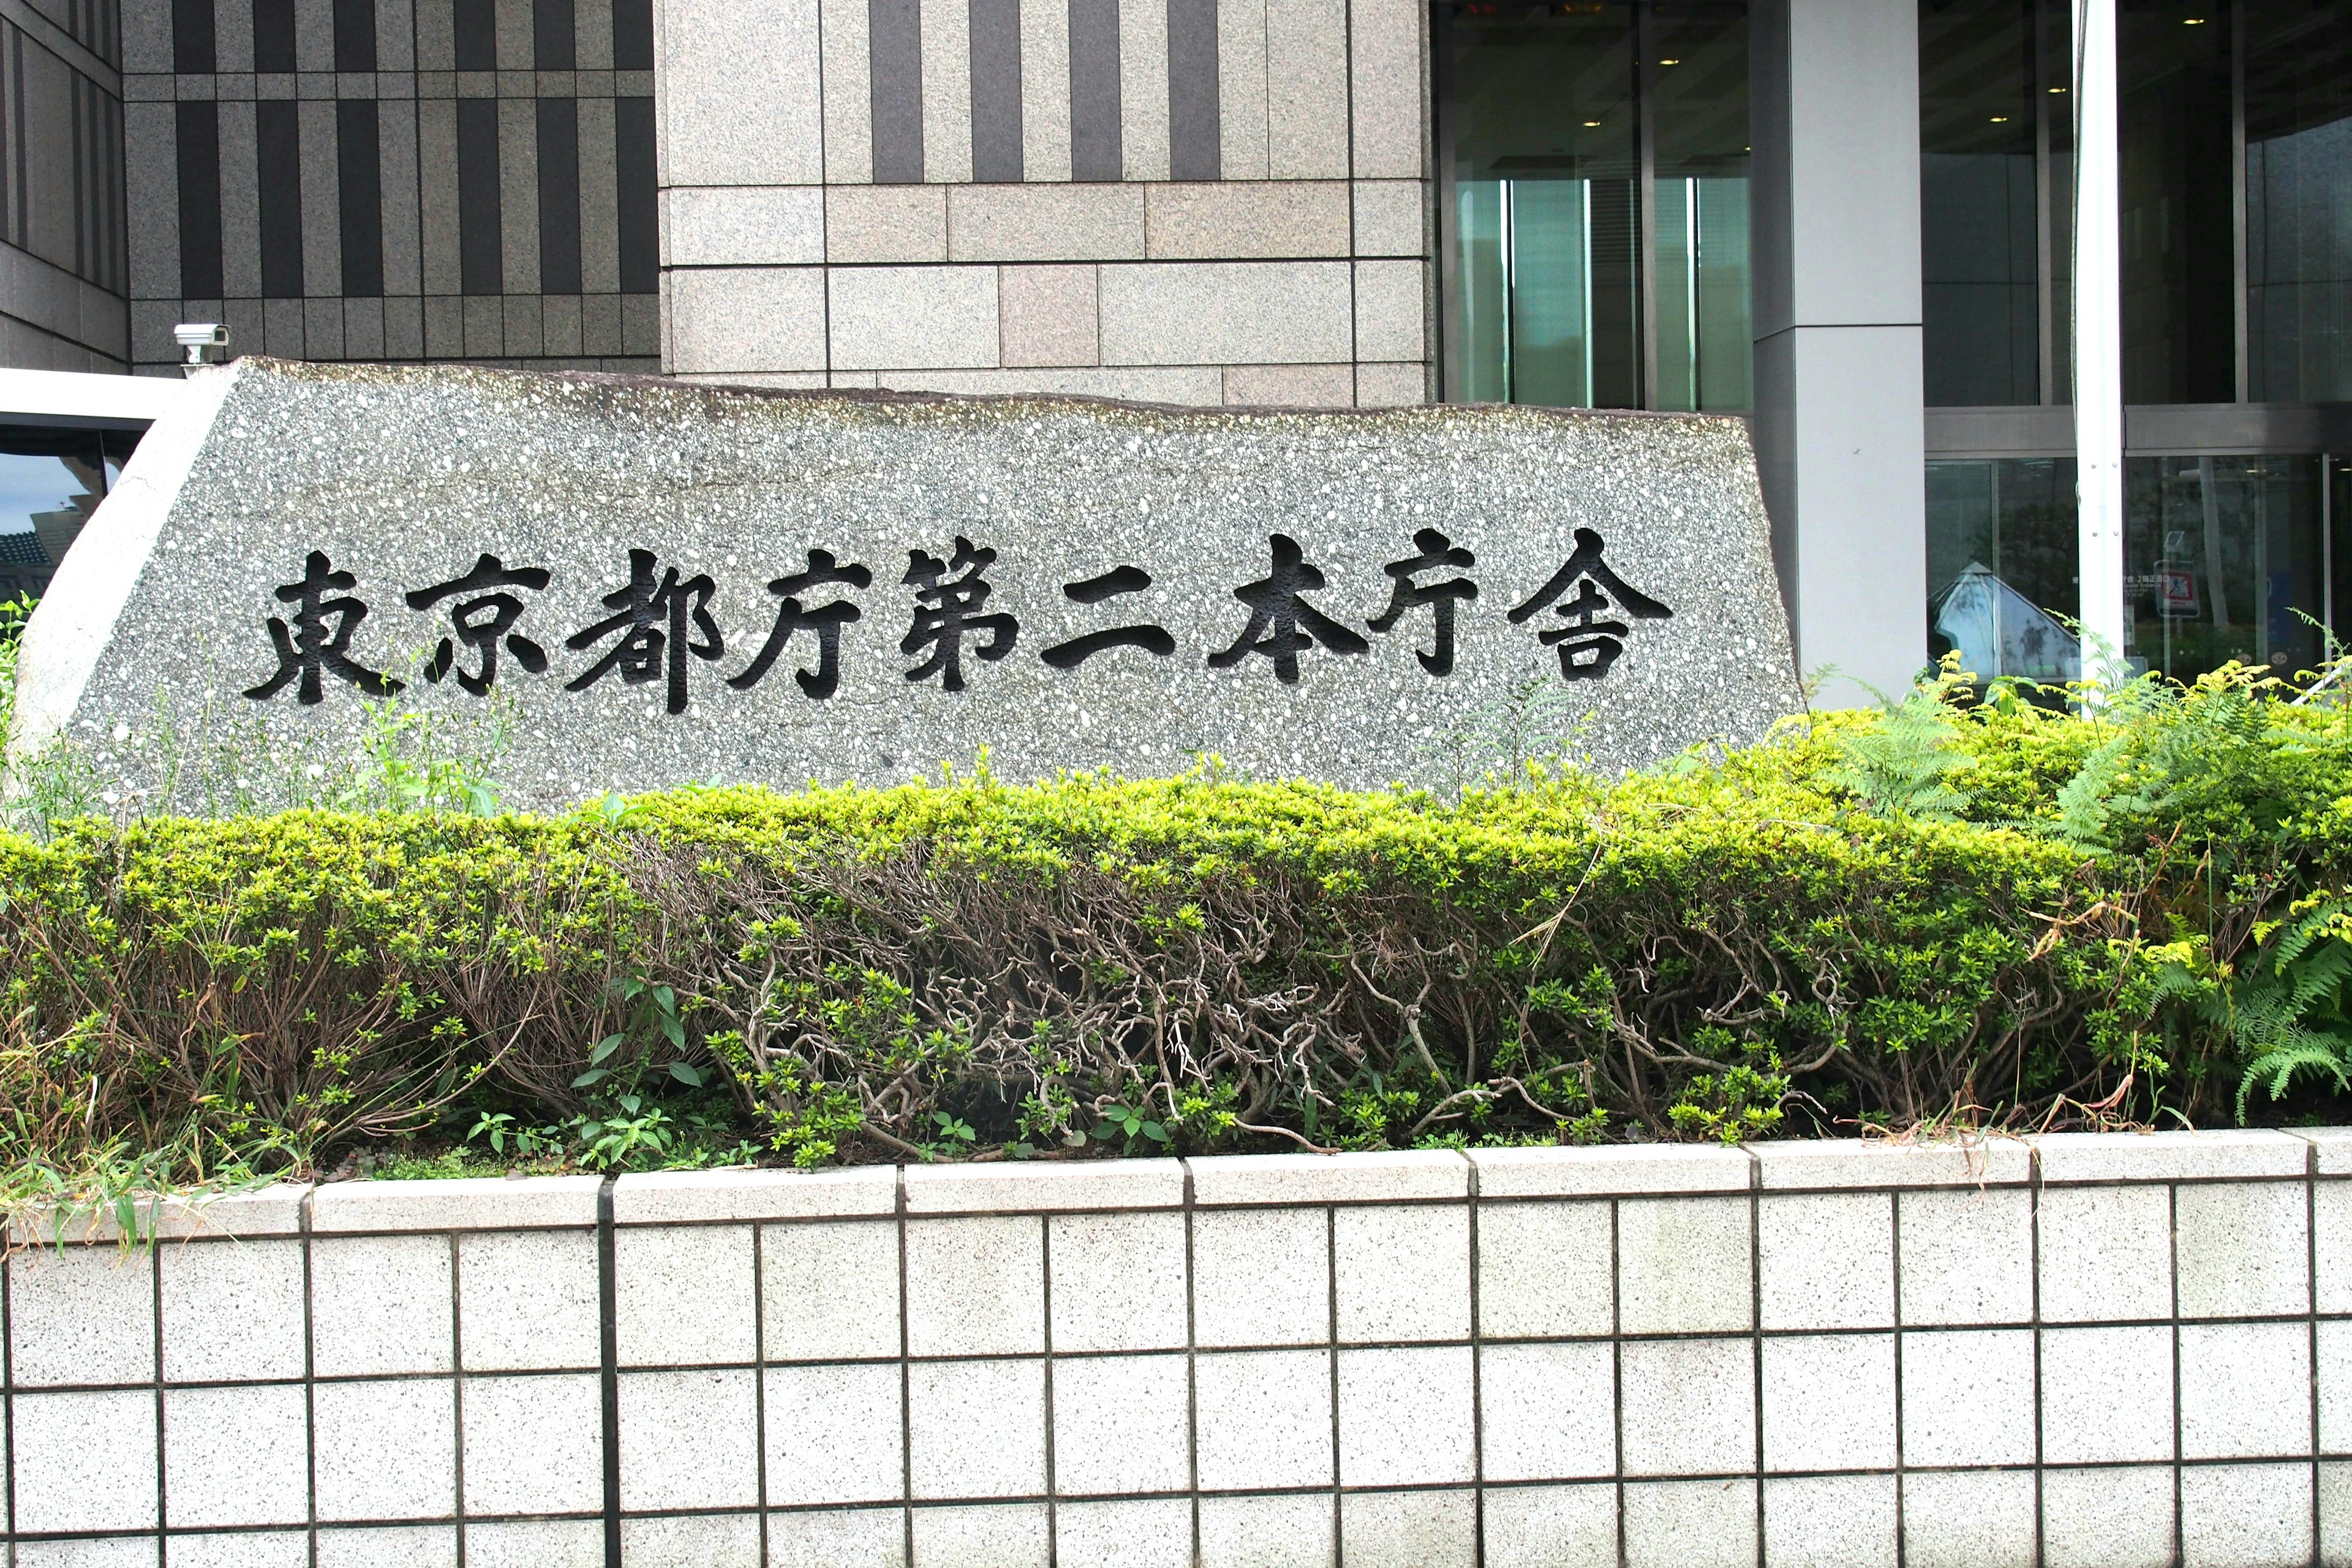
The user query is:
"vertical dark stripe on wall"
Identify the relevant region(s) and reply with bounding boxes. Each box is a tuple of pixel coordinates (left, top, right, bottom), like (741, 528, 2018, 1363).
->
(333, 0, 376, 70)
(254, 97, 304, 296)
(455, 96, 502, 294)
(252, 0, 295, 72)
(175, 99, 222, 296)
(1165, 0, 1217, 179)
(537, 97, 582, 293)
(172, 0, 214, 74)
(613, 94, 655, 292)
(337, 99, 382, 295)
(534, 0, 576, 69)
(867, 0, 922, 184)
(609, 0, 652, 70)
(968, 0, 1022, 182)
(1067, 0, 1120, 181)
(453, 0, 496, 70)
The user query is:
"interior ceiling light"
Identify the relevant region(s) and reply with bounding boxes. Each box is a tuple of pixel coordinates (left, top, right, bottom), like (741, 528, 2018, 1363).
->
(1990, 115, 2009, 121)
(1582, 119, 1602, 126)
(2050, 85, 2067, 91)
(1658, 57, 1679, 64)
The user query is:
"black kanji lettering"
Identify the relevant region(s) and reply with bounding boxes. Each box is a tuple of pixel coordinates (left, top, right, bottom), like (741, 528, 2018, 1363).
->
(1365, 527, 1479, 676)
(565, 548, 724, 715)
(405, 554, 555, 696)
(728, 548, 874, 700)
(902, 535, 1019, 692)
(1040, 564, 1177, 670)
(243, 550, 404, 704)
(1207, 533, 1368, 685)
(1507, 527, 1672, 680)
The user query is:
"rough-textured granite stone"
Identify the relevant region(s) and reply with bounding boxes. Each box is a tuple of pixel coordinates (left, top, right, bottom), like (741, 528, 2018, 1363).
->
(15, 358, 1799, 808)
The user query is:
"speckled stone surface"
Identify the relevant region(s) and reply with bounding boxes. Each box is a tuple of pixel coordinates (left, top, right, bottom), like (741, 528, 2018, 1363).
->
(32, 359, 1799, 807)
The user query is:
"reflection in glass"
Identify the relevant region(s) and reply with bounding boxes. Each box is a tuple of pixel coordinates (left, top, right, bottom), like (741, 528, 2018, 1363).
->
(2124, 456, 2326, 682)
(1926, 458, 2081, 680)
(0, 429, 125, 600)
(1920, 0, 2040, 406)
(2244, 0, 2352, 402)
(1440, 1, 1748, 410)
(2119, 0, 2236, 404)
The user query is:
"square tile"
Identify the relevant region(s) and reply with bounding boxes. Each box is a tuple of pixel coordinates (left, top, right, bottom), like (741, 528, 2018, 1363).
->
(10, 1389, 159, 1531)
(1051, 1353, 1190, 1494)
(2038, 1183, 2174, 1323)
(2179, 1321, 2311, 1458)
(2324, 1319, 2352, 1452)
(766, 1362, 905, 1504)
(314, 1529, 458, 1568)
(614, 1224, 756, 1366)
(910, 1502, 1050, 1568)
(1618, 1197, 1752, 1334)
(2176, 1182, 2309, 1319)
(1758, 1191, 1893, 1330)
(2041, 1325, 2175, 1463)
(1623, 1478, 1757, 1568)
(1333, 1203, 1469, 1342)
(2182, 1461, 2313, 1568)
(1193, 1207, 1329, 1347)
(161, 1237, 304, 1381)
(1620, 1336, 1756, 1477)
(1761, 1334, 1896, 1471)
(459, 1229, 601, 1370)
(311, 1233, 454, 1376)
(2318, 1183, 2352, 1316)
(1477, 1200, 1613, 1339)
(1341, 1487, 1475, 1568)
(1189, 1150, 1464, 1205)
(763, 1218, 902, 1361)
(905, 1216, 1044, 1357)
(769, 1507, 908, 1568)
(1765, 1474, 1896, 1568)
(1900, 1328, 2036, 1466)
(164, 1382, 307, 1526)
(1058, 1498, 1191, 1568)
(1195, 1348, 1332, 1489)
(18, 1544, 159, 1568)
(1480, 1341, 1615, 1481)
(1898, 1188, 2032, 1325)
(1483, 1482, 1618, 1568)
(9, 1244, 156, 1385)
(2320, 1459, 2352, 1567)
(617, 1369, 760, 1511)
(1335, 1344, 1474, 1486)
(1198, 1492, 1335, 1568)
(1902, 1469, 2037, 1568)
(462, 1372, 604, 1515)
(1049, 1212, 1188, 1352)
(2043, 1464, 2175, 1568)
(618, 1512, 762, 1567)
(167, 1533, 310, 1568)
(462, 1520, 607, 1568)
(314, 1377, 456, 1520)
(908, 1358, 1047, 1498)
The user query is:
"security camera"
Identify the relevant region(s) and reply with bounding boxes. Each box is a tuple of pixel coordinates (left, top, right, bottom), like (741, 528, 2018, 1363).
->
(175, 322, 230, 373)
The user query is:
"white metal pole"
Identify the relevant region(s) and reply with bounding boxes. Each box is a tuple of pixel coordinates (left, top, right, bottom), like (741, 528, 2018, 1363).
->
(2074, 0, 2128, 679)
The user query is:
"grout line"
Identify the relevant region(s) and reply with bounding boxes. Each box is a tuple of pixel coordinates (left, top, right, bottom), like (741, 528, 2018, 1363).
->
(302, 1188, 318, 1568)
(1611, 1196, 1625, 1568)
(598, 1178, 621, 1568)
(2171, 1181, 2184, 1567)
(1890, 1186, 1905, 1568)
(898, 1165, 914, 1568)
(2308, 1136, 2322, 1568)
(1465, 1155, 1484, 1568)
(1747, 1149, 1765, 1568)
(1327, 1202, 1343, 1567)
(1042, 1212, 1059, 1568)
(2029, 1144, 2045, 1568)
(151, 1227, 167, 1554)
(2, 1243, 12, 1568)
(1182, 1159, 1200, 1568)
(753, 1222, 770, 1568)
(451, 1230, 467, 1568)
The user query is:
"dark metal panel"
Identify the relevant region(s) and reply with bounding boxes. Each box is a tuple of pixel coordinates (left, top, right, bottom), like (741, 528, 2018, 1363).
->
(612, 92, 653, 292)
(536, 95, 579, 295)
(454, 92, 499, 295)
(173, 97, 221, 297)
(335, 96, 380, 296)
(1926, 402, 2352, 458)
(254, 94, 302, 297)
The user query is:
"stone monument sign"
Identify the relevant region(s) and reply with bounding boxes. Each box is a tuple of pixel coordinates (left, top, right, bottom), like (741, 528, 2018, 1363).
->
(13, 360, 1800, 810)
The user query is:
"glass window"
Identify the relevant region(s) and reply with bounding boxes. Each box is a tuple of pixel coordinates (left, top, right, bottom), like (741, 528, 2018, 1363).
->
(2244, 0, 2352, 403)
(1920, 0, 2041, 406)
(1438, 1, 1747, 411)
(0, 427, 134, 600)
(2119, 0, 2237, 404)
(1927, 458, 2082, 680)
(2123, 455, 2328, 680)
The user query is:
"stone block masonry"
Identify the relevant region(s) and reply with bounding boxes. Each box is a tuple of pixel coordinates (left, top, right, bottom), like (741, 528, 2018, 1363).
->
(4, 1129, 2351, 1567)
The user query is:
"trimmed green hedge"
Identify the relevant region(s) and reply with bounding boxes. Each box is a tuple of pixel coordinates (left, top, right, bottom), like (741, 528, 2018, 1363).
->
(5, 664, 2352, 1186)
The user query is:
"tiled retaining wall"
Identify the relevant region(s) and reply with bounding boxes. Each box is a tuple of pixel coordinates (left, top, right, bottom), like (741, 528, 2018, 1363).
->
(4, 1130, 2351, 1568)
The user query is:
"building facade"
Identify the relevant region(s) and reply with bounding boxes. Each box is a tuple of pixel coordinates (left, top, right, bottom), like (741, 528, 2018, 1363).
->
(2, 0, 2348, 698)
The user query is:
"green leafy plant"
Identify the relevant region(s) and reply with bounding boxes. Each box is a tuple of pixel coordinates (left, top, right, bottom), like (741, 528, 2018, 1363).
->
(1825, 655, 1973, 823)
